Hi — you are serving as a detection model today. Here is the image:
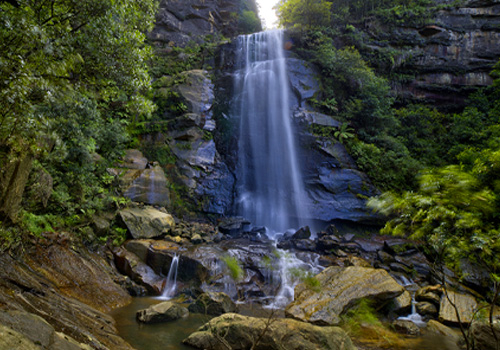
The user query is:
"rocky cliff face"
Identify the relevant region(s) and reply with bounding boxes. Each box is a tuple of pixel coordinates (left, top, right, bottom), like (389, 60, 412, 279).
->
(0, 237, 136, 349)
(149, 0, 242, 47)
(366, 0, 500, 108)
(213, 41, 380, 224)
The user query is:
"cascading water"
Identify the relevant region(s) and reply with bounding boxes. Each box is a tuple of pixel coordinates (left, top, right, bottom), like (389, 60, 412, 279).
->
(234, 30, 309, 233)
(265, 248, 323, 309)
(161, 254, 179, 299)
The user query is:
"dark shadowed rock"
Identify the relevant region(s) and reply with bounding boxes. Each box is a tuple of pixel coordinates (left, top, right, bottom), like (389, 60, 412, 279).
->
(471, 321, 500, 350)
(287, 59, 320, 106)
(416, 302, 438, 318)
(390, 290, 412, 315)
(218, 217, 250, 236)
(137, 301, 189, 324)
(149, 0, 241, 47)
(416, 285, 442, 306)
(286, 266, 405, 325)
(183, 313, 357, 350)
(292, 226, 312, 240)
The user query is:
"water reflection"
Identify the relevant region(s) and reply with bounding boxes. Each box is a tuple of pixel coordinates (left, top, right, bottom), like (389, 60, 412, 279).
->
(109, 297, 205, 350)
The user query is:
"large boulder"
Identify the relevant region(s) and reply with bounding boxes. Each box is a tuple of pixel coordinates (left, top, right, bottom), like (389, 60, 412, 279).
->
(136, 301, 189, 324)
(439, 290, 478, 325)
(183, 313, 357, 350)
(286, 266, 405, 325)
(188, 292, 237, 316)
(119, 206, 175, 239)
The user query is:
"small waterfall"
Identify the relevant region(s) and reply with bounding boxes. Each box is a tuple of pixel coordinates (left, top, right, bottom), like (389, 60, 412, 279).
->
(265, 248, 323, 309)
(234, 30, 309, 233)
(398, 298, 427, 327)
(161, 254, 179, 299)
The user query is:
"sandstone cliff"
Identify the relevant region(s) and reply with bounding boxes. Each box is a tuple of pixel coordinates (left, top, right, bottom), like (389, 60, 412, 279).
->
(364, 0, 500, 108)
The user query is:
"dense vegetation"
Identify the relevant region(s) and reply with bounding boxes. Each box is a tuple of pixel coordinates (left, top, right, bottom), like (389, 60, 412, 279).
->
(0, 0, 158, 246)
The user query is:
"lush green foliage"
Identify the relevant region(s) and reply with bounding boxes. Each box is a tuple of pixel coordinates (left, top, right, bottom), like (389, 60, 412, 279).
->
(368, 155, 500, 299)
(277, 0, 332, 29)
(277, 0, 439, 29)
(238, 10, 261, 34)
(0, 0, 157, 235)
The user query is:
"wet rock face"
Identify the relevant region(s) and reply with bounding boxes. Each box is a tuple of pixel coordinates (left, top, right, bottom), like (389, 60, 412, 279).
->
(183, 313, 357, 350)
(285, 266, 405, 325)
(163, 70, 235, 216)
(113, 149, 170, 207)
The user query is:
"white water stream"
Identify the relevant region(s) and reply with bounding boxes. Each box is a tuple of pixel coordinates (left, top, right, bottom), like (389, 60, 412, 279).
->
(160, 254, 179, 299)
(234, 30, 309, 233)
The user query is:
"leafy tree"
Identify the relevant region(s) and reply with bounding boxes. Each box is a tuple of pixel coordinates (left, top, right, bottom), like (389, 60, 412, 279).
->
(277, 0, 332, 29)
(238, 10, 261, 34)
(369, 156, 500, 348)
(0, 0, 157, 224)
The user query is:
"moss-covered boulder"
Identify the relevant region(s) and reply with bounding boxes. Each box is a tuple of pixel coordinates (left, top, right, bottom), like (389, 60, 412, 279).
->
(286, 266, 405, 325)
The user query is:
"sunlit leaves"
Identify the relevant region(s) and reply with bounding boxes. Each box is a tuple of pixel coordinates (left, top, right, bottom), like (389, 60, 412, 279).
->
(277, 0, 332, 29)
(369, 155, 500, 291)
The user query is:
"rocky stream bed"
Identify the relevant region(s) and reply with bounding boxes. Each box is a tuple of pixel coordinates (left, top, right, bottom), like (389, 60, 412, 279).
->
(1, 212, 499, 350)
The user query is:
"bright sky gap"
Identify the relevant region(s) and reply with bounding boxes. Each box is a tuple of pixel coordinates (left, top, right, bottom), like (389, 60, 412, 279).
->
(256, 0, 279, 29)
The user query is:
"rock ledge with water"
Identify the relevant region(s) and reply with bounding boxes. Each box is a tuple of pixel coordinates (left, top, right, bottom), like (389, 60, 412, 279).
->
(286, 266, 405, 326)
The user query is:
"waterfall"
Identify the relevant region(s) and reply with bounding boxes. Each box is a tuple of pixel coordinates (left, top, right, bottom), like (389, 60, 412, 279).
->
(161, 254, 179, 299)
(398, 298, 427, 327)
(265, 248, 323, 309)
(234, 30, 309, 234)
